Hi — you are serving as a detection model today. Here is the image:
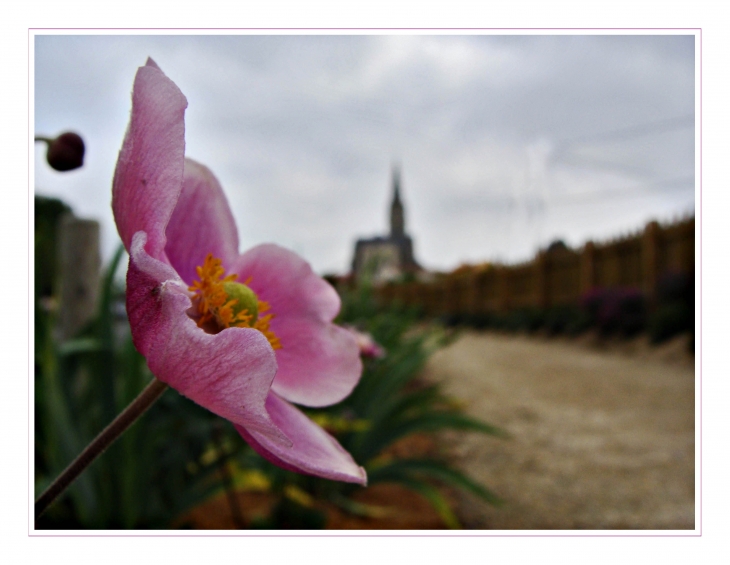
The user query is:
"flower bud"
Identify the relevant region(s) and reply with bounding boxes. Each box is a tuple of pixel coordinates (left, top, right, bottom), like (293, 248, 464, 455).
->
(45, 132, 85, 171)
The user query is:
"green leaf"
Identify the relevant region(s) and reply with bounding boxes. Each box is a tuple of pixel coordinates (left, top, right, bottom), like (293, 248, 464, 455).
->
(96, 243, 126, 339)
(368, 384, 443, 426)
(328, 493, 392, 519)
(37, 315, 99, 522)
(356, 411, 505, 462)
(57, 337, 105, 356)
(384, 477, 461, 529)
(368, 458, 503, 506)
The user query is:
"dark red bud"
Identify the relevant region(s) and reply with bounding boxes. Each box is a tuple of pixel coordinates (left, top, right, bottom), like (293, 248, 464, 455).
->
(46, 132, 85, 171)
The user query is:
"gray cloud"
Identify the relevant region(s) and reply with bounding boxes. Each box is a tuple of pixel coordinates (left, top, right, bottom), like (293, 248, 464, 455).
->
(34, 34, 695, 274)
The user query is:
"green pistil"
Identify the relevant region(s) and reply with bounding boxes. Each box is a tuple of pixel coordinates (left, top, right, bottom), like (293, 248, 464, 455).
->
(222, 281, 259, 323)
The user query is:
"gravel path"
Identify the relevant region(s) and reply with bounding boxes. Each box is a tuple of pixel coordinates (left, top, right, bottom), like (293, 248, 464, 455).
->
(421, 331, 696, 530)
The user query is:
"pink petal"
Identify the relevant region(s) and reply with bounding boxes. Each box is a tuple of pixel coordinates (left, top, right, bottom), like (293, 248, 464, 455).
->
(343, 326, 386, 359)
(269, 319, 363, 407)
(230, 244, 362, 407)
(126, 232, 290, 446)
(165, 159, 240, 285)
(112, 58, 187, 260)
(236, 393, 367, 485)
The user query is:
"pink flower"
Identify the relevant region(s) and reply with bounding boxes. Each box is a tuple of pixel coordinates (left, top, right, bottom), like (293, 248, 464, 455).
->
(344, 326, 386, 359)
(112, 58, 366, 484)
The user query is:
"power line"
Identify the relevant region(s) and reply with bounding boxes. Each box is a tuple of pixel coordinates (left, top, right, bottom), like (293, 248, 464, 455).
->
(555, 115, 695, 148)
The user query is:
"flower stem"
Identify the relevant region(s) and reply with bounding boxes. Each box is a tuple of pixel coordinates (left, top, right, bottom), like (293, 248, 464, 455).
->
(35, 378, 169, 521)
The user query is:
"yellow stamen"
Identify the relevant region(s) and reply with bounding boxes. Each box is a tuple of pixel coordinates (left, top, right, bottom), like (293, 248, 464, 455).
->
(188, 253, 282, 350)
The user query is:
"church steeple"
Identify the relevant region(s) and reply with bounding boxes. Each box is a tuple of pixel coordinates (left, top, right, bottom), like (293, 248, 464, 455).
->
(352, 164, 420, 279)
(390, 165, 404, 238)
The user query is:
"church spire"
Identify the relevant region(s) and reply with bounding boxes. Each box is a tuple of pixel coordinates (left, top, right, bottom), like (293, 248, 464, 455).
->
(390, 164, 404, 237)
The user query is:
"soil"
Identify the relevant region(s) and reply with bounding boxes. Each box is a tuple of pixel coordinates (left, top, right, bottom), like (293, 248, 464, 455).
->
(178, 481, 448, 530)
(420, 330, 696, 530)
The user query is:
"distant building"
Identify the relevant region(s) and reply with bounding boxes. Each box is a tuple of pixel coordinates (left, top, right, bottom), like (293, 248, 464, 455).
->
(351, 166, 421, 282)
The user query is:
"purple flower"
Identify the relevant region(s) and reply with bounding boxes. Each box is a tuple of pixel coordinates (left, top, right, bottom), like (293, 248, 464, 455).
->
(112, 58, 365, 484)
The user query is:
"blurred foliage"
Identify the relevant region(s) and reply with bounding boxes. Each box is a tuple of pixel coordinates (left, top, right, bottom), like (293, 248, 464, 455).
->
(446, 280, 693, 348)
(543, 305, 592, 336)
(648, 272, 695, 348)
(447, 306, 589, 337)
(35, 240, 234, 528)
(580, 286, 647, 337)
(34, 196, 71, 300)
(219, 282, 503, 529)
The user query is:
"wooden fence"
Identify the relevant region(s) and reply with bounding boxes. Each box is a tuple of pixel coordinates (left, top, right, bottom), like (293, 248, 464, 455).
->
(376, 216, 695, 317)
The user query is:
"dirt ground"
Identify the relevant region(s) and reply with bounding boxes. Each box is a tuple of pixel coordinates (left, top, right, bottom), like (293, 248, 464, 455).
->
(421, 330, 696, 530)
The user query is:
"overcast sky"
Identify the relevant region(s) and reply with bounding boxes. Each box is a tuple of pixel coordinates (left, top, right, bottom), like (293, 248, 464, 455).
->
(33, 33, 696, 275)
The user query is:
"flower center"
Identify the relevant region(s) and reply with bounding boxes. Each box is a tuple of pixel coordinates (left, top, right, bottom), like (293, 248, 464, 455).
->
(189, 254, 282, 350)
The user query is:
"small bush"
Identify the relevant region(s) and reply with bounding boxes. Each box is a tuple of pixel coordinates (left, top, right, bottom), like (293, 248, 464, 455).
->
(580, 286, 647, 337)
(544, 305, 591, 336)
(649, 303, 692, 344)
(657, 271, 694, 305)
(648, 272, 694, 345)
(462, 313, 493, 330)
(440, 313, 465, 328)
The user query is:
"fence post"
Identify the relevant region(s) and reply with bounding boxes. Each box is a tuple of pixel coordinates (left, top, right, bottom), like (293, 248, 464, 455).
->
(56, 214, 101, 341)
(469, 269, 485, 316)
(535, 251, 548, 309)
(642, 221, 660, 305)
(496, 266, 509, 313)
(580, 241, 596, 294)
